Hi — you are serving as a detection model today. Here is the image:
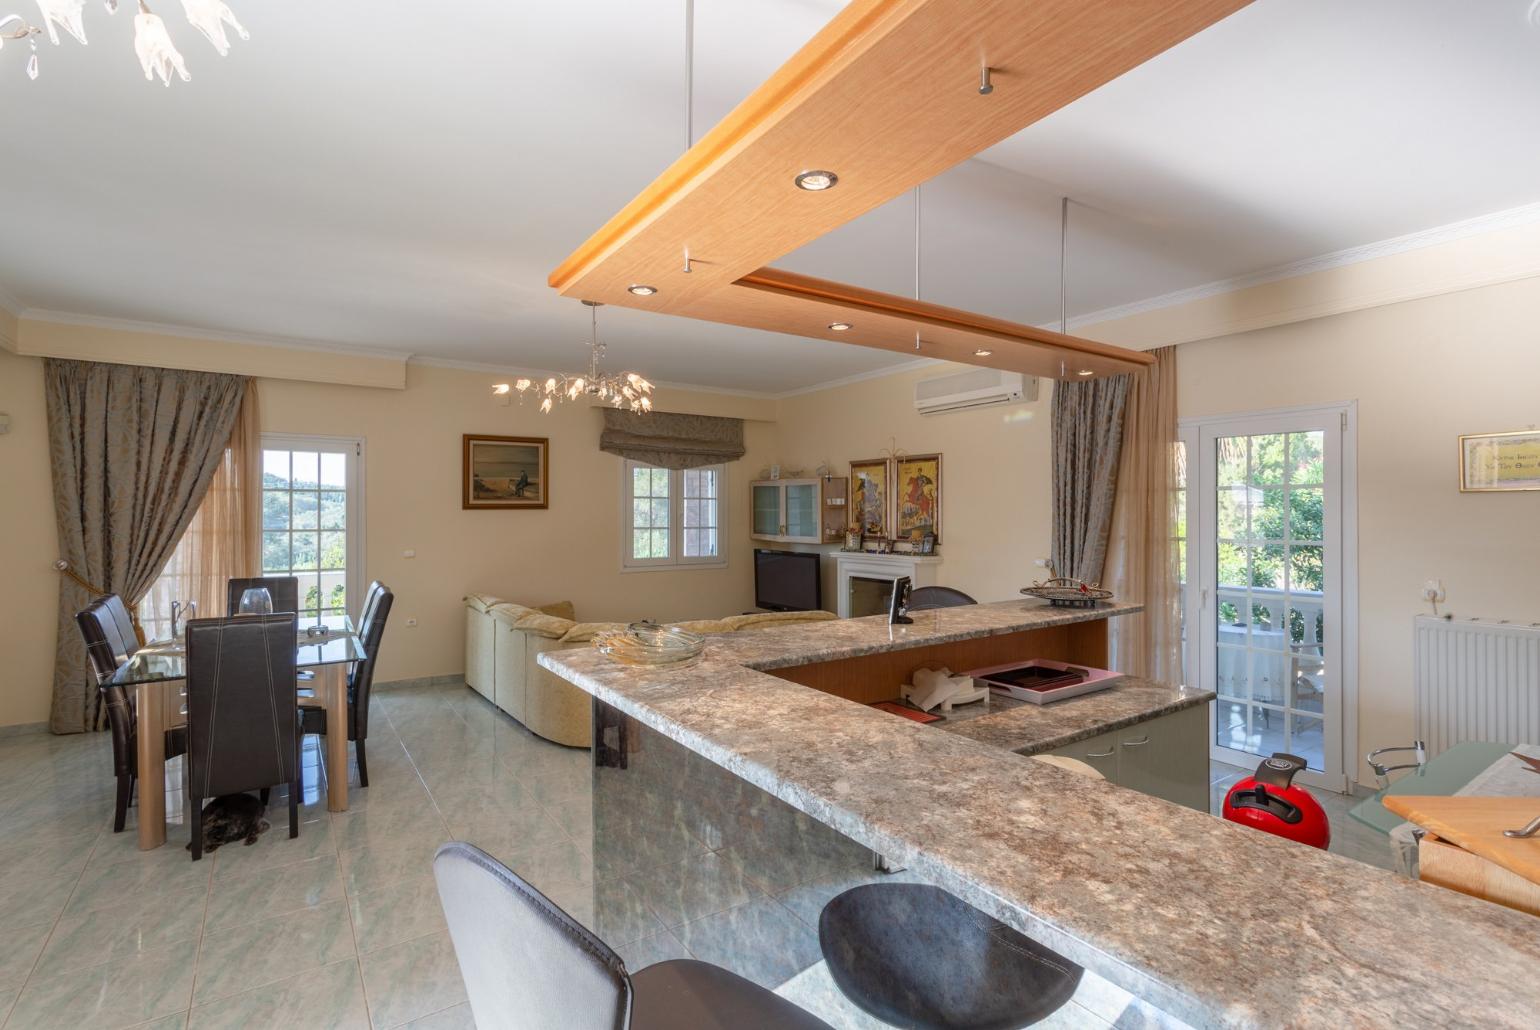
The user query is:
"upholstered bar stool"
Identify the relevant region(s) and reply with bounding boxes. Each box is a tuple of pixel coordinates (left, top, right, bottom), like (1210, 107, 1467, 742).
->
(818, 882, 1084, 1029)
(434, 842, 832, 1030)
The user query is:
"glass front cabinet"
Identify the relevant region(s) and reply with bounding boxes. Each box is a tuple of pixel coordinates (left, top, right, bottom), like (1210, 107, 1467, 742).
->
(750, 479, 822, 543)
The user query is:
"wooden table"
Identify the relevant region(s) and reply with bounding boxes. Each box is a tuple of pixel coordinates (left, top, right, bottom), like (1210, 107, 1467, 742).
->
(112, 628, 366, 850)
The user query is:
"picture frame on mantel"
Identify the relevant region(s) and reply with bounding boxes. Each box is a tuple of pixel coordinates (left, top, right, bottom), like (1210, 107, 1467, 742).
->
(463, 434, 549, 509)
(849, 458, 890, 538)
(895, 453, 941, 546)
(1459, 429, 1540, 492)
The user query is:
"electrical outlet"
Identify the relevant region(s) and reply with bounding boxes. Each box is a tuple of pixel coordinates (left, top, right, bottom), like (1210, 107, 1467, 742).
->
(402, 549, 416, 559)
(406, 617, 418, 627)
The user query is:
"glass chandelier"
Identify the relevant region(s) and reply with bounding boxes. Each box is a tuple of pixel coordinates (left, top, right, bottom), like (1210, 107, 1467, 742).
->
(1, 0, 247, 84)
(497, 301, 654, 415)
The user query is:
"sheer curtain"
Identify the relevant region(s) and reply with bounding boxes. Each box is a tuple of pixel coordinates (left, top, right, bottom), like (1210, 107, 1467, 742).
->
(139, 380, 261, 638)
(1106, 346, 1182, 682)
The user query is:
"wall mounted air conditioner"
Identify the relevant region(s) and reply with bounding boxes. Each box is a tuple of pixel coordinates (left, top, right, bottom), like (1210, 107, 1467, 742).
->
(913, 368, 1037, 415)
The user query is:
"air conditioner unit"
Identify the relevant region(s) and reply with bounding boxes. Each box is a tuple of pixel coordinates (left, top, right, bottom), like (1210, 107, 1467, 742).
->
(914, 368, 1037, 415)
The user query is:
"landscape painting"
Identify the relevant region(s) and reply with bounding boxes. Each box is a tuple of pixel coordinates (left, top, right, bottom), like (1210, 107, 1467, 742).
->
(849, 458, 889, 539)
(463, 434, 549, 509)
(895, 453, 941, 543)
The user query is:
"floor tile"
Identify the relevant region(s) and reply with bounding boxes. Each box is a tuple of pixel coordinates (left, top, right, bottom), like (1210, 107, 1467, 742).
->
(628, 849, 763, 927)
(0, 921, 52, 992)
(67, 852, 212, 915)
(209, 816, 335, 878)
(396, 1002, 475, 1030)
(186, 957, 368, 1030)
(0, 830, 99, 884)
(193, 900, 355, 1004)
(6, 937, 197, 1030)
(357, 930, 467, 1030)
(542, 875, 666, 949)
(204, 854, 342, 931)
(0, 870, 78, 934)
(348, 874, 448, 954)
(36, 885, 208, 979)
(339, 833, 444, 896)
(124, 1014, 190, 1030)
(332, 802, 448, 854)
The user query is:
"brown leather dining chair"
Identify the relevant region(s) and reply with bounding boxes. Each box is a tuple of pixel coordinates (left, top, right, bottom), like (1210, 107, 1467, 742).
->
(226, 576, 300, 615)
(299, 582, 392, 787)
(184, 614, 302, 860)
(76, 594, 187, 833)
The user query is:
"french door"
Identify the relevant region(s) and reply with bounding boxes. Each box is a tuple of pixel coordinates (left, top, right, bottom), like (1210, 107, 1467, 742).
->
(260, 435, 365, 627)
(1186, 405, 1356, 791)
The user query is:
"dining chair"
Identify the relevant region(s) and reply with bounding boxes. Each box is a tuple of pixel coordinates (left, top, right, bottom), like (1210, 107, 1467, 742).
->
(76, 595, 187, 833)
(905, 586, 977, 612)
(433, 841, 831, 1030)
(226, 575, 300, 616)
(299, 583, 392, 787)
(184, 614, 301, 860)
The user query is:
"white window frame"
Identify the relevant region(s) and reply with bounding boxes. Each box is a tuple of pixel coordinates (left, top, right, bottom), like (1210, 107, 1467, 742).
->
(260, 433, 367, 622)
(619, 459, 729, 572)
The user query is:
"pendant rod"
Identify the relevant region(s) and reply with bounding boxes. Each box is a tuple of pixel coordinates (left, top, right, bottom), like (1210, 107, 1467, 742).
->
(1059, 196, 1068, 336)
(684, 0, 695, 150)
(914, 184, 922, 351)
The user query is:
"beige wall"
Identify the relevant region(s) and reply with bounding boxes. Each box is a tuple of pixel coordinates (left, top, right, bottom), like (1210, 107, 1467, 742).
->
(0, 350, 61, 727)
(773, 366, 1055, 607)
(1177, 276, 1540, 780)
(257, 365, 775, 684)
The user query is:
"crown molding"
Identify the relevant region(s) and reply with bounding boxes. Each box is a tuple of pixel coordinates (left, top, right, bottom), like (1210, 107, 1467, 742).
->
(19, 308, 410, 363)
(1062, 199, 1540, 335)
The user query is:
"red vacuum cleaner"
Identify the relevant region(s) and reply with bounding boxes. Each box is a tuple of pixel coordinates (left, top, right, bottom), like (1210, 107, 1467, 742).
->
(1222, 753, 1331, 849)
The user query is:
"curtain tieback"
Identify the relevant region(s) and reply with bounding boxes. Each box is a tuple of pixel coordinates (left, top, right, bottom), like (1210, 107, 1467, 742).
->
(54, 558, 147, 646)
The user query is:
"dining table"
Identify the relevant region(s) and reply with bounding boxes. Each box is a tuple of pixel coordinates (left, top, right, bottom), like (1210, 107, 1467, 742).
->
(110, 617, 368, 850)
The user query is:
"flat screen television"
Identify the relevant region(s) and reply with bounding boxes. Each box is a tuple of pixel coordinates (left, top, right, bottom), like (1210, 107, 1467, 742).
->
(754, 549, 822, 612)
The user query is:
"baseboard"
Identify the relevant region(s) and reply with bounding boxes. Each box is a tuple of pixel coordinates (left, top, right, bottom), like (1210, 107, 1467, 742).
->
(0, 721, 49, 739)
(374, 674, 465, 692)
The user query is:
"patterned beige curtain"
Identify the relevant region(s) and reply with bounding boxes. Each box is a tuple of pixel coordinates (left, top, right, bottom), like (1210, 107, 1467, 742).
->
(1106, 347, 1182, 682)
(138, 380, 262, 635)
(46, 359, 250, 734)
(598, 409, 745, 470)
(1050, 375, 1132, 584)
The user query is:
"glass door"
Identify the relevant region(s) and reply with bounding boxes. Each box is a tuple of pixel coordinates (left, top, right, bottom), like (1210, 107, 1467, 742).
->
(784, 482, 819, 540)
(752, 484, 782, 537)
(1194, 410, 1350, 791)
(261, 435, 364, 628)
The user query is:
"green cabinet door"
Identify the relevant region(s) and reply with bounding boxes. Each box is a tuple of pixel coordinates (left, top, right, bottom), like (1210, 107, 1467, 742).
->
(752, 485, 782, 537)
(1114, 705, 1209, 811)
(1051, 729, 1120, 782)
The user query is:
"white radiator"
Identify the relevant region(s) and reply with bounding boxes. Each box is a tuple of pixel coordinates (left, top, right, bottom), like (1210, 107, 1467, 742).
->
(1414, 615, 1540, 755)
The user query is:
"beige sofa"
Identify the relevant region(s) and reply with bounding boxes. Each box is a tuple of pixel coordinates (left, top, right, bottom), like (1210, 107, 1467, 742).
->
(464, 594, 837, 747)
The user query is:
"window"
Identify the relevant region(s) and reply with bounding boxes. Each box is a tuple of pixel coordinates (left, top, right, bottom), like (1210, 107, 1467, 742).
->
(622, 460, 726, 569)
(261, 436, 363, 625)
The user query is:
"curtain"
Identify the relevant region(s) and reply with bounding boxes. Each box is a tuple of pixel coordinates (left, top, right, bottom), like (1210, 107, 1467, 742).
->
(599, 409, 745, 470)
(138, 380, 262, 637)
(46, 359, 250, 734)
(1050, 374, 1132, 584)
(1106, 347, 1183, 682)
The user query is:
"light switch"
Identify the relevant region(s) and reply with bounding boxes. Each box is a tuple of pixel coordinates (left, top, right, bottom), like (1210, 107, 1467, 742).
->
(406, 618, 418, 627)
(402, 549, 416, 559)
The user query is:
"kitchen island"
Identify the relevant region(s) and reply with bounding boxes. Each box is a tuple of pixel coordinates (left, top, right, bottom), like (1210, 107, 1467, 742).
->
(542, 600, 1540, 1028)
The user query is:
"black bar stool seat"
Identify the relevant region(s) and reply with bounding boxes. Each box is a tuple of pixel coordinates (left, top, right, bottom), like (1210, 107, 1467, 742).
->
(819, 883, 1083, 1030)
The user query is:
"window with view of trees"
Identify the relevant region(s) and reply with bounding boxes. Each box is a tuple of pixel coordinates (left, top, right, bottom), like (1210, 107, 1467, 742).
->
(262, 444, 357, 623)
(622, 460, 725, 569)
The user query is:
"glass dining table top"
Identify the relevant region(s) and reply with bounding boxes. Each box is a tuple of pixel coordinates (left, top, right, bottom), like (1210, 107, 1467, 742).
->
(110, 613, 367, 687)
(1347, 741, 1517, 834)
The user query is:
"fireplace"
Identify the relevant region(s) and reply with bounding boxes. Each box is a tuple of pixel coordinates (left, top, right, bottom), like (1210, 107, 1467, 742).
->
(833, 551, 944, 619)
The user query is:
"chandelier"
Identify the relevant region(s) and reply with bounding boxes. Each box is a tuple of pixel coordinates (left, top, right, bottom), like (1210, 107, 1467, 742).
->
(496, 301, 654, 415)
(1, 0, 247, 84)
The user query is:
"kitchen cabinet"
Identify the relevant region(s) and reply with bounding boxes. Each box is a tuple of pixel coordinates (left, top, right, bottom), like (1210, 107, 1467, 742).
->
(751, 479, 823, 543)
(1047, 703, 1208, 811)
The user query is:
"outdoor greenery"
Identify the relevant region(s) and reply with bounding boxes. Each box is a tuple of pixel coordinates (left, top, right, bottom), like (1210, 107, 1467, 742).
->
(261, 455, 347, 613)
(1215, 432, 1325, 644)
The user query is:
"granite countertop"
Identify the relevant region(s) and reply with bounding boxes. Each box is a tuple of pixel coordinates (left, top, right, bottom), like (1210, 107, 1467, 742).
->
(540, 602, 1540, 1028)
(934, 676, 1212, 755)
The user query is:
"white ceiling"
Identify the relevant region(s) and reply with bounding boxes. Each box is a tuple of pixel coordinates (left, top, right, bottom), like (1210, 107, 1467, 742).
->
(2, 0, 1539, 394)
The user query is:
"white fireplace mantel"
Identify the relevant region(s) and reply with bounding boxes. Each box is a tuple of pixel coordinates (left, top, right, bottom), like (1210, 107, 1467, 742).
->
(833, 551, 944, 618)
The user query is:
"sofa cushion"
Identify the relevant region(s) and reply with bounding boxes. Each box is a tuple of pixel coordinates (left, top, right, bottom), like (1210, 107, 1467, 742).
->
(463, 593, 503, 614)
(488, 603, 576, 639)
(723, 610, 838, 632)
(535, 600, 577, 622)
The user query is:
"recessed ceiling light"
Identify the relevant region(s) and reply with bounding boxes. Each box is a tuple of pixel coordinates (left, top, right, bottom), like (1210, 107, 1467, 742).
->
(1077, 369, 1095, 377)
(973, 348, 992, 357)
(828, 322, 852, 332)
(627, 284, 658, 296)
(795, 169, 838, 191)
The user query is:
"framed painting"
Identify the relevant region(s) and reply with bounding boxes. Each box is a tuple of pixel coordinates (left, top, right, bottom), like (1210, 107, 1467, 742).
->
(849, 458, 890, 538)
(463, 434, 549, 509)
(895, 453, 941, 543)
(1459, 430, 1540, 492)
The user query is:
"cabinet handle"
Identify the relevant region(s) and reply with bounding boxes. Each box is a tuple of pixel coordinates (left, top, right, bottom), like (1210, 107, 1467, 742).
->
(1085, 748, 1116, 758)
(1121, 736, 1150, 748)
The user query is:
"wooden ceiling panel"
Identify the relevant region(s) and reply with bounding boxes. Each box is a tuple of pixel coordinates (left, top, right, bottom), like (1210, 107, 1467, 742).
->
(549, 0, 1251, 377)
